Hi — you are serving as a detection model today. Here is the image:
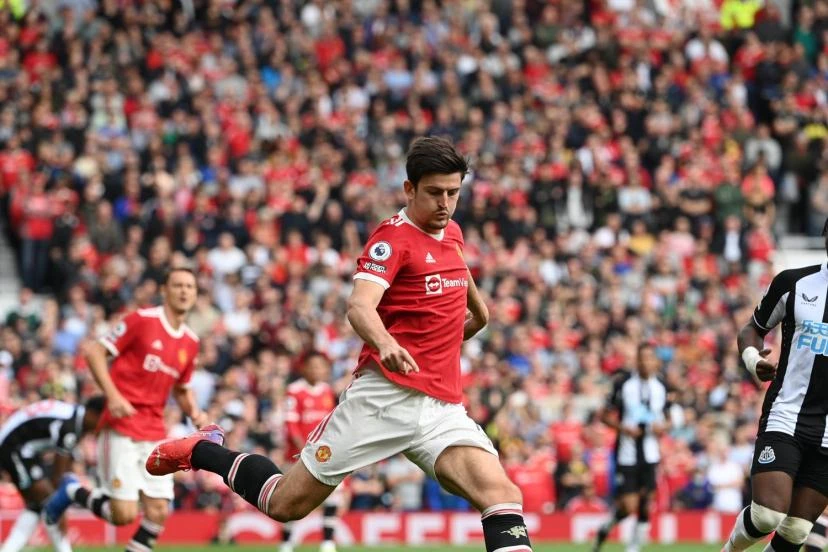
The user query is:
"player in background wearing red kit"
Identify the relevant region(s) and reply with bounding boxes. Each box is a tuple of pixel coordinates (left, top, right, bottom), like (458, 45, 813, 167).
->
(44, 268, 215, 552)
(280, 351, 340, 552)
(147, 137, 533, 552)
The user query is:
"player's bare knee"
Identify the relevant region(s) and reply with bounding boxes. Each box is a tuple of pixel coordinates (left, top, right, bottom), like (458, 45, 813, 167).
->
(143, 500, 170, 524)
(109, 503, 139, 526)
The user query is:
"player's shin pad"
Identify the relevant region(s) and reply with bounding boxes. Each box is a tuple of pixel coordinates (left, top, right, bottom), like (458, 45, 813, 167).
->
(481, 503, 532, 552)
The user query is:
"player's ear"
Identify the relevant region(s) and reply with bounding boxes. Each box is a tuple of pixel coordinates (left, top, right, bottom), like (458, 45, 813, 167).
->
(403, 179, 416, 198)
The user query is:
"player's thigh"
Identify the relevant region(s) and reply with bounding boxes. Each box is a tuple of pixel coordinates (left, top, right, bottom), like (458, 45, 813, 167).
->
(97, 430, 142, 524)
(407, 397, 498, 478)
(750, 432, 800, 513)
(299, 369, 418, 488)
(21, 478, 54, 507)
(432, 446, 520, 512)
(788, 446, 828, 521)
(266, 458, 338, 521)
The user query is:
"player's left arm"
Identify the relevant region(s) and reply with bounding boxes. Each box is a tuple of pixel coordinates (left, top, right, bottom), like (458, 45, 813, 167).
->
(463, 269, 489, 341)
(172, 384, 208, 428)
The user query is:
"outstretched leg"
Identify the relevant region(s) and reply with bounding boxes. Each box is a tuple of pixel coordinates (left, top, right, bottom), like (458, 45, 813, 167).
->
(147, 425, 335, 522)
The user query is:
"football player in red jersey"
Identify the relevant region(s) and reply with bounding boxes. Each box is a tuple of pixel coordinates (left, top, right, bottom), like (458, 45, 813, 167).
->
(44, 268, 213, 552)
(280, 351, 341, 552)
(147, 138, 533, 552)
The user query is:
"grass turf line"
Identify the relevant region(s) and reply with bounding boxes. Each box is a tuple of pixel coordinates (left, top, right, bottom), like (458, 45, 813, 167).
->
(38, 544, 726, 551)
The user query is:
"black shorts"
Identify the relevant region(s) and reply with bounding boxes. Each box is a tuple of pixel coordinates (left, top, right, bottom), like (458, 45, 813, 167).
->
(0, 450, 45, 491)
(751, 431, 828, 496)
(614, 463, 657, 495)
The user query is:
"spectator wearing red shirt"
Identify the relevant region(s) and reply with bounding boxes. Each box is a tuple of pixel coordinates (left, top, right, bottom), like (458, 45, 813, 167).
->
(12, 174, 54, 292)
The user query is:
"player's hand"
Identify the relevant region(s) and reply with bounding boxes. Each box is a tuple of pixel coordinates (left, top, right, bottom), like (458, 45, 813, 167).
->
(622, 426, 643, 438)
(756, 348, 777, 382)
(191, 411, 210, 428)
(378, 340, 420, 375)
(108, 392, 136, 418)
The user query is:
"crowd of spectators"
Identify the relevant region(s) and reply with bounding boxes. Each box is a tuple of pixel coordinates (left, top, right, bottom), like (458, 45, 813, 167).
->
(0, 0, 827, 517)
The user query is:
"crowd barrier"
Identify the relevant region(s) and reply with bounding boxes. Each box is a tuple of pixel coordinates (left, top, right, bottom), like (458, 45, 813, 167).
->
(0, 510, 742, 545)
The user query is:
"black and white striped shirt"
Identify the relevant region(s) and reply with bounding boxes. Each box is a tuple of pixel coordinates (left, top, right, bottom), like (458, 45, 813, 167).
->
(753, 262, 828, 446)
(0, 400, 84, 459)
(607, 372, 668, 466)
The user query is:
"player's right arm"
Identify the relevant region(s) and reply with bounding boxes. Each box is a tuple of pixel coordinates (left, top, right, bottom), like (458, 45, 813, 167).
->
(85, 341, 136, 418)
(87, 313, 142, 418)
(347, 279, 420, 374)
(348, 223, 420, 375)
(601, 374, 641, 438)
(739, 270, 791, 382)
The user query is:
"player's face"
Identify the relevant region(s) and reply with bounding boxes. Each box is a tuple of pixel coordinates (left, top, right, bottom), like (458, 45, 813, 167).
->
(638, 346, 660, 378)
(163, 271, 198, 314)
(304, 356, 330, 385)
(404, 173, 462, 233)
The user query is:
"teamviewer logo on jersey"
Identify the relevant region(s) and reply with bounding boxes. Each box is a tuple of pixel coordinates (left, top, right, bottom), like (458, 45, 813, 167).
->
(425, 274, 443, 295)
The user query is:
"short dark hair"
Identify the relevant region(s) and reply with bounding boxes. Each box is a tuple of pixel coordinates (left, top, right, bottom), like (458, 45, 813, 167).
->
(405, 136, 469, 186)
(637, 341, 657, 361)
(163, 267, 197, 285)
(84, 395, 106, 414)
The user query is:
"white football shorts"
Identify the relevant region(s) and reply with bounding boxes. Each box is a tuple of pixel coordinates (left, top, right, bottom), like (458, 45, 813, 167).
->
(97, 429, 174, 501)
(300, 366, 497, 486)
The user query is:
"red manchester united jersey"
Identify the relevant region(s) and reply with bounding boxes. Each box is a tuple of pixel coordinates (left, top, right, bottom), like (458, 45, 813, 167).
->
(284, 379, 337, 459)
(99, 306, 199, 441)
(353, 209, 469, 403)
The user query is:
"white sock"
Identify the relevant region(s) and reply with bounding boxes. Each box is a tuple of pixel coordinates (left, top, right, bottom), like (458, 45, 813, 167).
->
(0, 509, 39, 552)
(43, 520, 73, 552)
(724, 506, 766, 551)
(631, 521, 649, 547)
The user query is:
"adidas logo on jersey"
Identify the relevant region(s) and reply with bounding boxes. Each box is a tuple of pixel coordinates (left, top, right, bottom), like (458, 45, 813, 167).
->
(425, 252, 436, 264)
(757, 446, 775, 464)
(151, 340, 163, 351)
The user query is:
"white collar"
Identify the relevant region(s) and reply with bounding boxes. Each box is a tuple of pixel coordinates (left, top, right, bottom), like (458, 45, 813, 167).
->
(399, 208, 445, 241)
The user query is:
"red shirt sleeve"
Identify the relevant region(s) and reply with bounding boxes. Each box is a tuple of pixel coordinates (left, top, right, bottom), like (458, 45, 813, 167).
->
(353, 222, 407, 290)
(284, 389, 303, 442)
(99, 312, 142, 357)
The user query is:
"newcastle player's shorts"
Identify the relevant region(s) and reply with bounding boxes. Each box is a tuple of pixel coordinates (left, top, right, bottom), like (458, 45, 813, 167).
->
(613, 463, 657, 495)
(0, 449, 45, 491)
(751, 431, 828, 496)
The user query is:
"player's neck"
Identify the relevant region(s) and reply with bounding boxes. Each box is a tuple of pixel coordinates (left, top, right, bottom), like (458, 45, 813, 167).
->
(401, 207, 442, 236)
(162, 304, 185, 329)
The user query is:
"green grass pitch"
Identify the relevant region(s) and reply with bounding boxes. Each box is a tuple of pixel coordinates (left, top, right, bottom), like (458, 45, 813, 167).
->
(35, 545, 726, 551)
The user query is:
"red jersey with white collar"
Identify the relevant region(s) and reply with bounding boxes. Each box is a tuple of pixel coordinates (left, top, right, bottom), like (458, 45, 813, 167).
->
(99, 306, 199, 441)
(284, 379, 337, 459)
(353, 209, 469, 403)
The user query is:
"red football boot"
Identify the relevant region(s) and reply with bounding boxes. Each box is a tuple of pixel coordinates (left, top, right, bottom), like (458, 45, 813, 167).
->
(146, 424, 225, 475)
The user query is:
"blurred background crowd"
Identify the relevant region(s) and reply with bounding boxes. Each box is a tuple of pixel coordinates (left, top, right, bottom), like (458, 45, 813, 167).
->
(0, 0, 827, 518)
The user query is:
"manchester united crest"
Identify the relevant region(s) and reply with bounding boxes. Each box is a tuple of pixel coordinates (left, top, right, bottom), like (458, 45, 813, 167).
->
(178, 350, 188, 367)
(315, 445, 332, 463)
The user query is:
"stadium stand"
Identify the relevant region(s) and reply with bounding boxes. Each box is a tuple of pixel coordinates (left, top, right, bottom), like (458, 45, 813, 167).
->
(0, 0, 827, 522)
